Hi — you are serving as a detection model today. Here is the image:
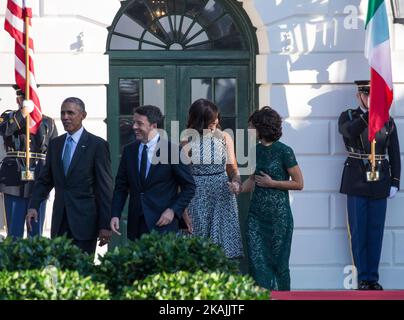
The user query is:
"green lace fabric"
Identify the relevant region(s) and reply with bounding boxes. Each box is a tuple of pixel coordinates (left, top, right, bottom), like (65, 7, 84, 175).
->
(246, 141, 298, 290)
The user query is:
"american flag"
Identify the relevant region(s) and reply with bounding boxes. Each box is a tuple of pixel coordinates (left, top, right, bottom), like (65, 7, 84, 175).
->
(4, 0, 42, 134)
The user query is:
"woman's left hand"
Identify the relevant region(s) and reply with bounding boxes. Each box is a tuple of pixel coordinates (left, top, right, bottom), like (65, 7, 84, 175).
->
(227, 181, 241, 195)
(255, 171, 275, 188)
(182, 208, 193, 234)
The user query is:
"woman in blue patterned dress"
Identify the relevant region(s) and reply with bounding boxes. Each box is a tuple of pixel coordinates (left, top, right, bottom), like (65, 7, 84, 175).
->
(182, 99, 243, 259)
(236, 106, 304, 290)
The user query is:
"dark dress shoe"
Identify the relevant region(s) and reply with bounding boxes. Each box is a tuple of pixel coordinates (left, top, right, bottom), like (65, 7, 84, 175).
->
(357, 281, 370, 290)
(368, 282, 383, 290)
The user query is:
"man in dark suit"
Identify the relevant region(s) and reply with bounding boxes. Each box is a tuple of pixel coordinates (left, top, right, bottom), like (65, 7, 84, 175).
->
(26, 97, 113, 255)
(0, 85, 57, 238)
(339, 80, 401, 290)
(110, 105, 195, 241)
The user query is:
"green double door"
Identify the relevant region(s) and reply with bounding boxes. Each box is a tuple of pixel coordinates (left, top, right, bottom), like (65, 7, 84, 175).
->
(108, 64, 251, 262)
(108, 64, 249, 159)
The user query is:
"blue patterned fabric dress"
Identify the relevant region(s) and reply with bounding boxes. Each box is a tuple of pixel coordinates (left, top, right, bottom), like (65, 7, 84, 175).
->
(187, 130, 243, 259)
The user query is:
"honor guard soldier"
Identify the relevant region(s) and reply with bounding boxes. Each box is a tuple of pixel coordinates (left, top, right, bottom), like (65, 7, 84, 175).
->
(0, 85, 58, 238)
(338, 80, 401, 290)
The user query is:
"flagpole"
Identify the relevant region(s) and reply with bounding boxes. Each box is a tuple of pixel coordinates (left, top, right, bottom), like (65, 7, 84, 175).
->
(24, 14, 33, 181)
(368, 96, 378, 181)
(370, 138, 377, 180)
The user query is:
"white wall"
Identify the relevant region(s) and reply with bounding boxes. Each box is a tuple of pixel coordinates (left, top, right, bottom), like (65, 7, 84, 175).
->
(243, 0, 404, 289)
(1, 0, 403, 289)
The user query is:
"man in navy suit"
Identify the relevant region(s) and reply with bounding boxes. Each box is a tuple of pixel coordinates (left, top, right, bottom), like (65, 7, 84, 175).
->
(110, 105, 195, 240)
(27, 97, 113, 255)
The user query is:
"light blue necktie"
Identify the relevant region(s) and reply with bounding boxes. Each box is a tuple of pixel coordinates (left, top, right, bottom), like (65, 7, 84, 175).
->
(63, 136, 73, 176)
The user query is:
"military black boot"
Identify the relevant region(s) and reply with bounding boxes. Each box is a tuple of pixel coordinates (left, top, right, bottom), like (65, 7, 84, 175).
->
(368, 282, 383, 290)
(357, 281, 370, 290)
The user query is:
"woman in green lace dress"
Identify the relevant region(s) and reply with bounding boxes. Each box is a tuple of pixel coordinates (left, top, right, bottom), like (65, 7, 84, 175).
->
(238, 107, 303, 290)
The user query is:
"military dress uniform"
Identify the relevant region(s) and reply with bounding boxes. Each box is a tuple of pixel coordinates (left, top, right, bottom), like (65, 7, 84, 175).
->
(338, 81, 401, 290)
(0, 103, 57, 238)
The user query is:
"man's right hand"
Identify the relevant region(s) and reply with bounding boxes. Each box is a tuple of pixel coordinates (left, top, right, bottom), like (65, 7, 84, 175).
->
(110, 217, 121, 236)
(26, 209, 38, 233)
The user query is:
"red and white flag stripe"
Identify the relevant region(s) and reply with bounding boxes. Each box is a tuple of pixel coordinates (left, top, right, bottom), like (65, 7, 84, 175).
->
(4, 0, 42, 134)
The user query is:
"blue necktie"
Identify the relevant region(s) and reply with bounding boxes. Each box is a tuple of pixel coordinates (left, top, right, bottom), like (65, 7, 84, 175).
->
(63, 136, 73, 176)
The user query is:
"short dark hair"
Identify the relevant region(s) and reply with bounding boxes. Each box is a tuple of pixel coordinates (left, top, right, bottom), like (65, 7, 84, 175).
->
(134, 105, 163, 127)
(62, 97, 86, 112)
(248, 108, 261, 125)
(187, 99, 220, 134)
(249, 106, 282, 142)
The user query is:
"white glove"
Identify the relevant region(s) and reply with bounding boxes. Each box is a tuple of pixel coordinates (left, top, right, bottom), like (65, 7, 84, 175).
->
(22, 99, 34, 114)
(389, 186, 398, 199)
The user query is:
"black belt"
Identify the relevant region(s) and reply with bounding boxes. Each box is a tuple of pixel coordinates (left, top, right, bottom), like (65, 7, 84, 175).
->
(6, 151, 46, 160)
(348, 152, 386, 161)
(192, 171, 225, 176)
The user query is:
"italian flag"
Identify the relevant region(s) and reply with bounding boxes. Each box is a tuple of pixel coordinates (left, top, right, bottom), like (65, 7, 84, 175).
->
(365, 0, 394, 141)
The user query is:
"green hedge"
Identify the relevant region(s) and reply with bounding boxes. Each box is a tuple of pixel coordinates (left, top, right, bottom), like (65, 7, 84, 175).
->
(0, 233, 267, 300)
(122, 271, 269, 300)
(0, 236, 94, 275)
(0, 269, 109, 300)
(94, 231, 239, 296)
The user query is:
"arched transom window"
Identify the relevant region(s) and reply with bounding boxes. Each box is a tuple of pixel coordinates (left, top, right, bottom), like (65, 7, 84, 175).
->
(109, 0, 246, 50)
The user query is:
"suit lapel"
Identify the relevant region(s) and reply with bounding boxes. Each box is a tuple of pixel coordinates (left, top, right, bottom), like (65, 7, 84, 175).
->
(133, 141, 141, 188)
(56, 134, 67, 179)
(144, 137, 163, 186)
(66, 129, 89, 177)
(144, 149, 158, 186)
